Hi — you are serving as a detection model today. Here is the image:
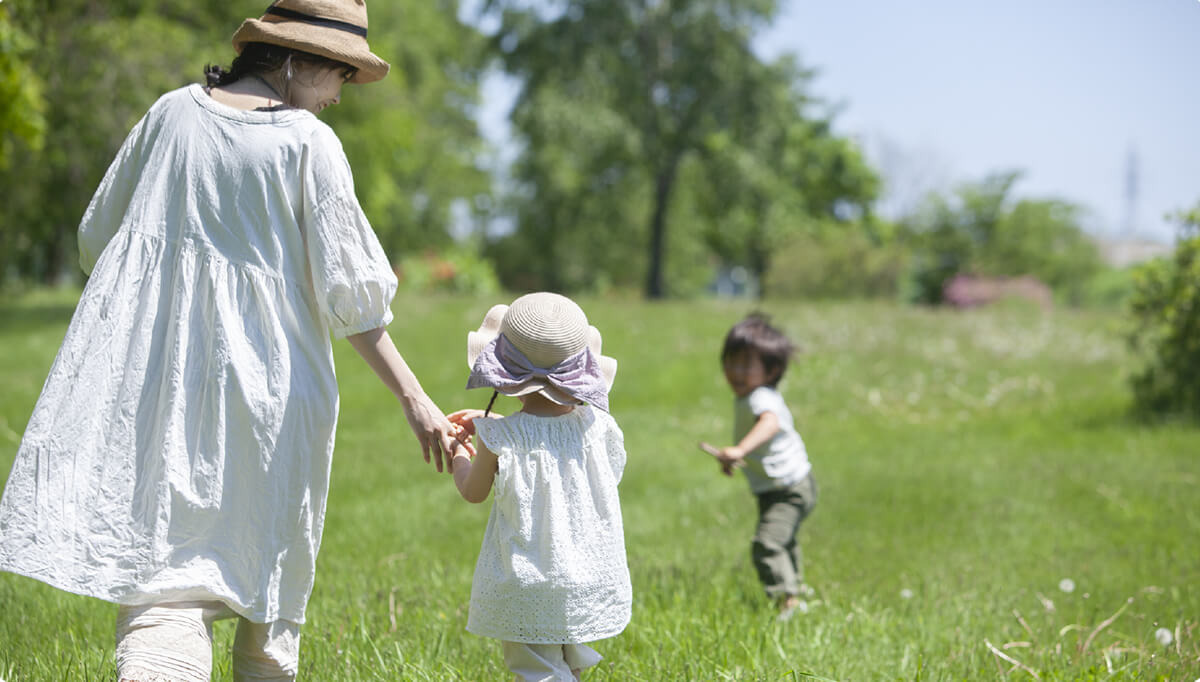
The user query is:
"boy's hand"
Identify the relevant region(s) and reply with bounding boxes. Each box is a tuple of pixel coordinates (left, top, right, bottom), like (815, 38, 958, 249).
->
(698, 441, 745, 477)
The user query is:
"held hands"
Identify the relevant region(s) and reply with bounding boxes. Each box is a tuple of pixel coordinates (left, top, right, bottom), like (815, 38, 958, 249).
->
(445, 409, 488, 473)
(402, 395, 474, 473)
(698, 441, 746, 478)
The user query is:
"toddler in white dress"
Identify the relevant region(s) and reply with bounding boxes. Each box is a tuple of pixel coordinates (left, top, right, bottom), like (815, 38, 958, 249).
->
(448, 292, 632, 682)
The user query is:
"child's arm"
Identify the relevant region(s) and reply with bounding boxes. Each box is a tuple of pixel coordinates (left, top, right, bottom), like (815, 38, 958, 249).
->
(451, 434, 498, 504)
(699, 410, 781, 475)
(347, 327, 465, 473)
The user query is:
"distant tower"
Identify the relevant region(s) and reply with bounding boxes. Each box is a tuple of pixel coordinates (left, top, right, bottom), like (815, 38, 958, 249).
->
(1123, 145, 1139, 238)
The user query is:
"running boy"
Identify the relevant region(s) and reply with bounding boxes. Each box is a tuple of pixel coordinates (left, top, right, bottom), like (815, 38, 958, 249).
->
(699, 313, 816, 621)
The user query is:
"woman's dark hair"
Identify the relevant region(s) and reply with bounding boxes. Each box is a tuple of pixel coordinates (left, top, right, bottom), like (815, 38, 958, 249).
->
(204, 42, 356, 92)
(721, 312, 797, 387)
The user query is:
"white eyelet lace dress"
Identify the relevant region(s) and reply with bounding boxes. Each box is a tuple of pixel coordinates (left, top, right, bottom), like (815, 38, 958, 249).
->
(468, 407, 632, 643)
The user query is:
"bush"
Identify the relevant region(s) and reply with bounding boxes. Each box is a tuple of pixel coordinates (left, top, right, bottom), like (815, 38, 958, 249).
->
(1077, 266, 1138, 309)
(764, 231, 910, 300)
(1126, 204, 1200, 419)
(394, 248, 500, 295)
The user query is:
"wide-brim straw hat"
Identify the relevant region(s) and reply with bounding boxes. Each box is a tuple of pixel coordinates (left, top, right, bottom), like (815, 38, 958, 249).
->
(467, 292, 617, 407)
(232, 0, 389, 84)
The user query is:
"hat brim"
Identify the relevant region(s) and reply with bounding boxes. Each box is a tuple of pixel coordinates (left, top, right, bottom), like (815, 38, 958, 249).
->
(467, 305, 617, 405)
(232, 18, 389, 84)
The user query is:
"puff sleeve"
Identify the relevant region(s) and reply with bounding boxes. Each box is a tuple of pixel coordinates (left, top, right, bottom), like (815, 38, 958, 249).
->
(78, 116, 148, 275)
(301, 125, 397, 338)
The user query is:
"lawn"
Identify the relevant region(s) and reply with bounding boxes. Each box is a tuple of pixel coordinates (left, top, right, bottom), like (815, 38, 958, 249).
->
(0, 289, 1197, 680)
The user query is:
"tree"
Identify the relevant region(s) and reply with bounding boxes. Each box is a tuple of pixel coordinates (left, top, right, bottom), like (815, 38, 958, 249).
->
(901, 171, 1102, 304)
(480, 0, 874, 298)
(0, 5, 45, 169)
(691, 53, 878, 296)
(0, 1, 489, 285)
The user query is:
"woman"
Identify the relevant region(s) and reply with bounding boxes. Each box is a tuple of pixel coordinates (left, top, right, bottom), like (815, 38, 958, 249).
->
(0, 1, 460, 679)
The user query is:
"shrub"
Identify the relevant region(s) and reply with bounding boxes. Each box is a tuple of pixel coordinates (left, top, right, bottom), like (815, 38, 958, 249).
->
(394, 248, 500, 295)
(1126, 204, 1200, 419)
(764, 231, 910, 300)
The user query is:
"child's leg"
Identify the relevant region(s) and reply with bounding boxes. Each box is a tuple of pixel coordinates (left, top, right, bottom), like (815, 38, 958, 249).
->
(785, 475, 818, 583)
(751, 476, 817, 601)
(501, 641, 602, 682)
(231, 617, 301, 681)
(115, 601, 226, 682)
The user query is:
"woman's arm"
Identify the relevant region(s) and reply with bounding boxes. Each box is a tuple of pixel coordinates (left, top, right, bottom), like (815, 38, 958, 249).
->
(347, 326, 462, 472)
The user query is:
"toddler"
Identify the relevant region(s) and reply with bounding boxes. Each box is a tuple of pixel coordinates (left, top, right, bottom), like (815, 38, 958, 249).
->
(447, 292, 631, 681)
(699, 313, 817, 621)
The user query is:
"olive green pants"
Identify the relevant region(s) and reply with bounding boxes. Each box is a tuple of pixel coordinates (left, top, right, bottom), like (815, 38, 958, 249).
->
(752, 474, 818, 599)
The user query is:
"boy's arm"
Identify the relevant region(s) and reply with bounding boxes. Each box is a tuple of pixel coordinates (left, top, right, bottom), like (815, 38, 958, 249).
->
(727, 410, 780, 461)
(699, 411, 781, 473)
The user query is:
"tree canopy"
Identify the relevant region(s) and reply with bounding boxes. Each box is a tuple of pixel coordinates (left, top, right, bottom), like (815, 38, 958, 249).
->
(0, 1, 488, 285)
(478, 0, 878, 298)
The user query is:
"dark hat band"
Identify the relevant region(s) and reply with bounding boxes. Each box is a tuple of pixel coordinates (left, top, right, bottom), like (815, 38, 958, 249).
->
(264, 6, 367, 37)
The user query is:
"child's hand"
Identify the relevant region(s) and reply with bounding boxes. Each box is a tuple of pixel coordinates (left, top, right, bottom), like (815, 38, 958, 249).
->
(699, 441, 745, 477)
(447, 409, 488, 436)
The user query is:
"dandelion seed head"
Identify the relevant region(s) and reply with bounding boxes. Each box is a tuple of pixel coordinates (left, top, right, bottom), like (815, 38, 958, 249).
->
(1058, 578, 1075, 593)
(900, 588, 914, 600)
(1155, 627, 1173, 646)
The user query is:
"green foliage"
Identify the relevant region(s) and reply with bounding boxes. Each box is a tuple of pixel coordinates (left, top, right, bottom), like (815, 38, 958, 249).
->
(1, 291, 1198, 679)
(1077, 265, 1139, 309)
(394, 248, 500, 295)
(0, 1, 489, 284)
(0, 5, 45, 168)
(326, 2, 490, 258)
(1126, 203, 1200, 420)
(482, 0, 875, 298)
(764, 228, 910, 299)
(901, 171, 1103, 304)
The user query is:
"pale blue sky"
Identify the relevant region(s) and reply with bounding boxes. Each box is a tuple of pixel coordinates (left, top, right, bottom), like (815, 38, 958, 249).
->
(474, 1, 1199, 243)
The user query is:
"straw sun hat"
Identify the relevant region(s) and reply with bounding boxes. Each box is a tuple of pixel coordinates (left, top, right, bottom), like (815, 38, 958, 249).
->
(467, 292, 617, 411)
(232, 0, 389, 84)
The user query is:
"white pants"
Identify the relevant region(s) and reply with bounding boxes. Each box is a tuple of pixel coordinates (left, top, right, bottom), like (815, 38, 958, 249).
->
(501, 641, 603, 682)
(115, 601, 301, 682)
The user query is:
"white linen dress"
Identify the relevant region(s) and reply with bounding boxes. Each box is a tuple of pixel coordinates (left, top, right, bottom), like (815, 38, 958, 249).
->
(0, 84, 397, 624)
(467, 406, 632, 644)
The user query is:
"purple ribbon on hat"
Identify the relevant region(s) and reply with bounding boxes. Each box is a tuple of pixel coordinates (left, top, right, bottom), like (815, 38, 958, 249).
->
(467, 334, 610, 412)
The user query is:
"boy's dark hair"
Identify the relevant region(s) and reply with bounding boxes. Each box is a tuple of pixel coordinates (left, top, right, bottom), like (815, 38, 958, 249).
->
(721, 313, 796, 387)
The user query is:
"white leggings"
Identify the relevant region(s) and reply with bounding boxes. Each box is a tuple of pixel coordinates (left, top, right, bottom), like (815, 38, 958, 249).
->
(501, 641, 602, 682)
(115, 601, 300, 682)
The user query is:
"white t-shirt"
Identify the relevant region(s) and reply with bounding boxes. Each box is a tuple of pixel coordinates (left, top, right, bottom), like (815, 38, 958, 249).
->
(0, 84, 397, 624)
(467, 407, 632, 644)
(734, 386, 811, 493)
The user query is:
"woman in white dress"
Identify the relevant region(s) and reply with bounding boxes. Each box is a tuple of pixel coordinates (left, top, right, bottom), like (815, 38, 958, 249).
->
(0, 1, 463, 679)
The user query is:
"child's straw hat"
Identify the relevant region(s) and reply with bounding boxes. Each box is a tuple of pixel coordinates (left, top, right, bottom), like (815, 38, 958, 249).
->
(467, 292, 617, 411)
(231, 0, 389, 83)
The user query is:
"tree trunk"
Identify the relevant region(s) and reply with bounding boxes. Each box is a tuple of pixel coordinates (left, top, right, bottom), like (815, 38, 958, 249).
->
(644, 161, 679, 299)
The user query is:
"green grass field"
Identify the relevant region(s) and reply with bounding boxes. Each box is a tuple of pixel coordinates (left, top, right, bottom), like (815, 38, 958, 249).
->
(1, 289, 1197, 681)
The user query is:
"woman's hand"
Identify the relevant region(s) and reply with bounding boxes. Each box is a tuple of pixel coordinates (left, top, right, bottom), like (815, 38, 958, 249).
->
(346, 327, 473, 473)
(402, 394, 471, 473)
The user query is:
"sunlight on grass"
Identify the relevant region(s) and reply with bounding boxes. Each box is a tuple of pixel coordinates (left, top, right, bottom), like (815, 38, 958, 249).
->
(0, 291, 1197, 679)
